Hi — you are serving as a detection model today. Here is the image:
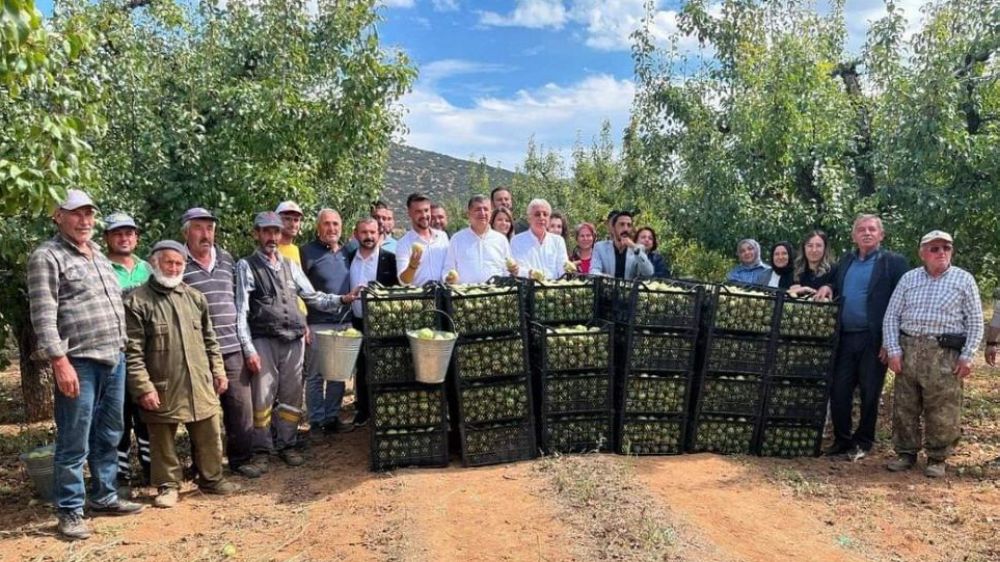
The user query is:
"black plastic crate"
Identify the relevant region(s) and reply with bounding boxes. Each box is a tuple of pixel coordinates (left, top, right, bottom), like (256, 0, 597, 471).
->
(689, 414, 757, 455)
(764, 378, 828, 419)
(616, 414, 685, 455)
(626, 328, 698, 373)
(758, 419, 823, 457)
(443, 280, 525, 337)
(362, 284, 441, 338)
(771, 341, 836, 379)
(594, 276, 630, 322)
(621, 372, 689, 415)
(458, 378, 532, 424)
(453, 333, 528, 383)
(709, 284, 780, 334)
(627, 279, 705, 330)
(371, 385, 448, 431)
(530, 321, 613, 373)
(541, 412, 614, 454)
(370, 427, 449, 471)
(778, 296, 839, 341)
(526, 277, 596, 325)
(460, 419, 537, 467)
(697, 375, 763, 416)
(705, 334, 771, 375)
(366, 339, 415, 385)
(542, 373, 613, 415)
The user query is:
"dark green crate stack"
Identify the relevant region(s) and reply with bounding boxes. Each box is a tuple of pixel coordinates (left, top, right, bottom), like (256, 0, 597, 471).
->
(445, 280, 537, 467)
(362, 284, 450, 471)
(614, 279, 705, 455)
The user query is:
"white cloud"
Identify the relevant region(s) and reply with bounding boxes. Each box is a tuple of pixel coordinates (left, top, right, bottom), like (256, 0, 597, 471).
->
(381, 0, 415, 8)
(432, 0, 459, 11)
(419, 59, 513, 85)
(479, 0, 569, 29)
(400, 74, 635, 168)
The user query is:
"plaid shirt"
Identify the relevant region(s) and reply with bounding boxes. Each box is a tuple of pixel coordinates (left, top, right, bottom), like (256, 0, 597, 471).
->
(28, 235, 127, 365)
(883, 266, 984, 361)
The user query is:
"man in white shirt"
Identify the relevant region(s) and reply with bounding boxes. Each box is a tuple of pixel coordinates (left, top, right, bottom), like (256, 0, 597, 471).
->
(510, 198, 569, 280)
(395, 192, 449, 286)
(443, 195, 518, 284)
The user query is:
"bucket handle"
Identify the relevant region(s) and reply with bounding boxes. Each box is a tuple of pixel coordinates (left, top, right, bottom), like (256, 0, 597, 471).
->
(403, 307, 457, 333)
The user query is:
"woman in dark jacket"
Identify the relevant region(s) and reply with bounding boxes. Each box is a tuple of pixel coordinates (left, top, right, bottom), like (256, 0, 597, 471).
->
(636, 227, 671, 278)
(765, 241, 795, 289)
(789, 230, 836, 297)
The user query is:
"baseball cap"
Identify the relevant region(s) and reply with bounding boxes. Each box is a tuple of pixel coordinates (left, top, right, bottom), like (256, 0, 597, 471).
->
(149, 240, 188, 258)
(254, 211, 283, 229)
(919, 230, 953, 246)
(104, 212, 139, 233)
(59, 189, 98, 212)
(180, 207, 218, 224)
(275, 201, 303, 215)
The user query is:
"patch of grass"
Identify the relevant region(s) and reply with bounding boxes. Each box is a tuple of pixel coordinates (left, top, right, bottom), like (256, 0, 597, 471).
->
(771, 466, 831, 498)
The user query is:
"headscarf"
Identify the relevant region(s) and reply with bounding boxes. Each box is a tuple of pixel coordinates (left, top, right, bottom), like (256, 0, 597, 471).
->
(770, 241, 796, 289)
(726, 238, 770, 285)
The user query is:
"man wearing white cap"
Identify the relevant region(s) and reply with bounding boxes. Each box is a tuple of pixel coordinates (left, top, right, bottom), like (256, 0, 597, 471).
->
(28, 190, 144, 540)
(275, 200, 305, 267)
(882, 230, 983, 477)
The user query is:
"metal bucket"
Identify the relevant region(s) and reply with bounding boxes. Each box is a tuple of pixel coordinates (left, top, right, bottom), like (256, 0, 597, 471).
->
(407, 330, 457, 384)
(20, 444, 55, 502)
(315, 331, 362, 382)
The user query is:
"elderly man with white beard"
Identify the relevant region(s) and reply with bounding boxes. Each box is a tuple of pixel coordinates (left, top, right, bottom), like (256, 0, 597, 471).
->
(124, 241, 240, 508)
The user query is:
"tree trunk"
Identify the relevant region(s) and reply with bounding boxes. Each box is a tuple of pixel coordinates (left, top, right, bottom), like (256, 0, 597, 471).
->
(18, 324, 53, 422)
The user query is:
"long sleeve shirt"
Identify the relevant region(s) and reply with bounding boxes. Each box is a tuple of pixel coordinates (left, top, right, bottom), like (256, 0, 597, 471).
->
(510, 230, 568, 280)
(883, 266, 984, 362)
(442, 227, 513, 284)
(234, 251, 346, 356)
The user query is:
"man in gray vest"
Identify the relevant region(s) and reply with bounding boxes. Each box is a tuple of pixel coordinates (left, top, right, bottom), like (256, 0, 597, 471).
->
(235, 212, 359, 469)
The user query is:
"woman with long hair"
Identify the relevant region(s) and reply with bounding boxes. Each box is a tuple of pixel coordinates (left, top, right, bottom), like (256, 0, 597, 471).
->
(636, 227, 671, 278)
(789, 230, 836, 297)
(490, 207, 514, 241)
(570, 222, 596, 274)
(548, 211, 569, 244)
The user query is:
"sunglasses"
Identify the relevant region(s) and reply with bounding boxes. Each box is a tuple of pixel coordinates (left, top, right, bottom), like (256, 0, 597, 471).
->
(927, 245, 953, 254)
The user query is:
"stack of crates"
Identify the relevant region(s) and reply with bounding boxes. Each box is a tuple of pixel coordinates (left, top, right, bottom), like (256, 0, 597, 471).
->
(444, 278, 537, 467)
(689, 284, 780, 455)
(758, 296, 839, 457)
(614, 279, 705, 455)
(362, 284, 450, 471)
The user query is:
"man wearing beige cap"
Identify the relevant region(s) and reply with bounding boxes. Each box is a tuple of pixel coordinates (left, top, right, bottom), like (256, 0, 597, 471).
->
(883, 230, 984, 477)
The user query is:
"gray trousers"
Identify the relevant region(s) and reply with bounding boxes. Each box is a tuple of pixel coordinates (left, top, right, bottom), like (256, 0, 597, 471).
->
(250, 337, 305, 453)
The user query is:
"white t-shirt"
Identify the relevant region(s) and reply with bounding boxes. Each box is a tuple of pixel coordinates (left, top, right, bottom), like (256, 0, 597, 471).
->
(510, 230, 568, 280)
(395, 228, 450, 287)
(443, 227, 513, 284)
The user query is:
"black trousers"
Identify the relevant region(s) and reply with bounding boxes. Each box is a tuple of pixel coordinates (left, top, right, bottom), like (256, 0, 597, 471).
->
(117, 398, 151, 484)
(830, 331, 888, 450)
(351, 316, 370, 423)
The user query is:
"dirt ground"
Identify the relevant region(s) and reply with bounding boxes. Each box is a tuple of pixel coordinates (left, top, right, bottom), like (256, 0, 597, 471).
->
(0, 364, 997, 562)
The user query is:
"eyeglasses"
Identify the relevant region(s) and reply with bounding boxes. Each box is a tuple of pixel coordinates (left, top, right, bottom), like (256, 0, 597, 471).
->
(927, 245, 953, 254)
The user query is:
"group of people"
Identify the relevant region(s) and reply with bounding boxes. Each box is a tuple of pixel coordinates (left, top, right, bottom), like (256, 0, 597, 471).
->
(27, 186, 999, 541)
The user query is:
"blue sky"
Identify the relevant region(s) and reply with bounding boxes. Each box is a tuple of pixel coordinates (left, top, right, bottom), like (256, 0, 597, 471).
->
(37, 0, 926, 170)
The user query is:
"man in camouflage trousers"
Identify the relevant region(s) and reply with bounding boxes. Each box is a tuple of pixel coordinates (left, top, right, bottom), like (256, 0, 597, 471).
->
(883, 230, 984, 478)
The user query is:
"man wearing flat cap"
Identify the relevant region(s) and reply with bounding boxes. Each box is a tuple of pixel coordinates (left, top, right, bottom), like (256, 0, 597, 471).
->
(883, 230, 984, 477)
(235, 212, 358, 468)
(125, 240, 241, 507)
(28, 190, 144, 541)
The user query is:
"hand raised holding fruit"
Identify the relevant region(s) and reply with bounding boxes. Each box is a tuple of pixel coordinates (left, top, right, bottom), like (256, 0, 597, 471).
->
(408, 242, 424, 269)
(445, 269, 459, 284)
(563, 260, 577, 274)
(505, 257, 519, 276)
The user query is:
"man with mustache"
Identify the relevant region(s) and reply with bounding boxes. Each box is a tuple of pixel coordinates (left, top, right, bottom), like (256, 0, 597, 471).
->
(235, 212, 358, 467)
(816, 214, 909, 461)
(28, 190, 144, 541)
(181, 208, 259, 478)
(124, 241, 241, 507)
(589, 210, 654, 279)
(395, 193, 450, 286)
(371, 200, 398, 254)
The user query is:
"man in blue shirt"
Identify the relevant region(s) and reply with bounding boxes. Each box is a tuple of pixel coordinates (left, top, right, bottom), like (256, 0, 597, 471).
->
(817, 214, 908, 460)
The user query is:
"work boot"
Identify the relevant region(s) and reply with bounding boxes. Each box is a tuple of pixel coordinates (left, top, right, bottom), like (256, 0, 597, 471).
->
(57, 512, 91, 541)
(279, 448, 305, 467)
(822, 441, 852, 457)
(925, 460, 947, 478)
(202, 481, 242, 495)
(231, 463, 262, 479)
(325, 419, 355, 434)
(886, 453, 917, 472)
(86, 498, 146, 516)
(153, 487, 179, 508)
(251, 453, 270, 474)
(847, 445, 868, 463)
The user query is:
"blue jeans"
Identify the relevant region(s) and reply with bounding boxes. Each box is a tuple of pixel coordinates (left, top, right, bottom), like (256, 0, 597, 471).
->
(304, 323, 348, 428)
(53, 355, 125, 515)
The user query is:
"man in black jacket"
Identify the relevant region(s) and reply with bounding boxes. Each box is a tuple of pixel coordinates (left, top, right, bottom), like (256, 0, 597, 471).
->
(816, 214, 909, 460)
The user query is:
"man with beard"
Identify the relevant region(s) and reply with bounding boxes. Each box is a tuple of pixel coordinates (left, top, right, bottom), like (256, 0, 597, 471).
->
(103, 213, 152, 495)
(125, 241, 241, 507)
(442, 195, 517, 284)
(28, 190, 144, 540)
(371, 200, 398, 254)
(590, 210, 654, 279)
(300, 209, 355, 436)
(395, 193, 450, 286)
(510, 198, 569, 280)
(181, 208, 259, 478)
(235, 212, 358, 467)
(347, 217, 399, 426)
(430, 203, 449, 234)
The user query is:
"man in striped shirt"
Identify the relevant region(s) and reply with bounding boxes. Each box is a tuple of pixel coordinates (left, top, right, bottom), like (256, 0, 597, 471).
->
(181, 208, 260, 479)
(883, 230, 984, 477)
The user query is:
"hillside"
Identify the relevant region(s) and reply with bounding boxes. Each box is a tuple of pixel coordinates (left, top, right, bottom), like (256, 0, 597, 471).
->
(382, 144, 518, 208)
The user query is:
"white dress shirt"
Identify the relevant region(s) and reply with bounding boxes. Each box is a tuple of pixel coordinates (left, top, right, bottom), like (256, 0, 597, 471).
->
(443, 227, 513, 284)
(395, 228, 450, 287)
(349, 248, 380, 318)
(510, 229, 568, 280)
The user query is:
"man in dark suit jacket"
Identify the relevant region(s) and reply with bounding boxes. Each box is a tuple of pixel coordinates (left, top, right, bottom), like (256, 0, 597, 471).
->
(816, 214, 909, 460)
